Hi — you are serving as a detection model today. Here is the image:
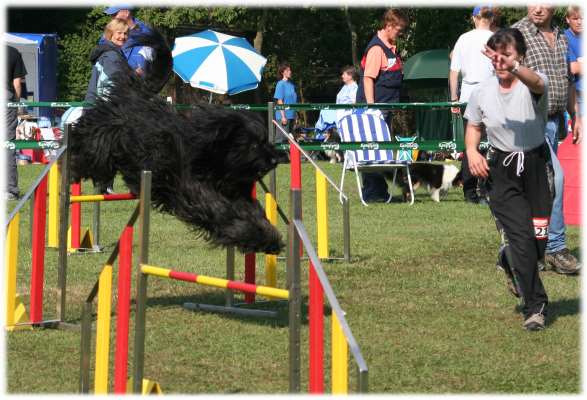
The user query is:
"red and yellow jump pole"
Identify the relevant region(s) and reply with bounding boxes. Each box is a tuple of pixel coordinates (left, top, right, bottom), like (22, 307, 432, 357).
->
(309, 260, 324, 393)
(331, 312, 349, 393)
(315, 170, 329, 259)
(309, 261, 353, 394)
(47, 162, 61, 248)
(5, 213, 20, 328)
(94, 264, 113, 394)
(70, 182, 82, 250)
(140, 265, 289, 300)
(264, 190, 278, 288)
(30, 175, 48, 323)
(5, 212, 31, 331)
(70, 193, 137, 203)
(244, 184, 257, 303)
(290, 134, 303, 259)
(68, 189, 137, 252)
(113, 226, 134, 393)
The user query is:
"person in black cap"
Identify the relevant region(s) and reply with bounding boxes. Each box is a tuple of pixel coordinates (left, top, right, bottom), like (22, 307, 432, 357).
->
(101, 5, 153, 76)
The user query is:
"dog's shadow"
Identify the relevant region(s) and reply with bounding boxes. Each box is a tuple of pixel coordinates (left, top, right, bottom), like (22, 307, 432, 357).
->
(144, 293, 331, 328)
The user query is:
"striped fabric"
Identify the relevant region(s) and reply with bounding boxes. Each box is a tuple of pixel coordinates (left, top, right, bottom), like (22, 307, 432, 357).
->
(338, 111, 405, 166)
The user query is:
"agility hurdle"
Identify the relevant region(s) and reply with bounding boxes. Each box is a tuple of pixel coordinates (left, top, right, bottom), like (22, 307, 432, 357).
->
(267, 102, 351, 263)
(78, 192, 149, 394)
(4, 139, 69, 329)
(66, 184, 137, 253)
(128, 140, 368, 393)
(182, 182, 285, 318)
(193, 103, 344, 318)
(276, 122, 368, 393)
(67, 189, 137, 252)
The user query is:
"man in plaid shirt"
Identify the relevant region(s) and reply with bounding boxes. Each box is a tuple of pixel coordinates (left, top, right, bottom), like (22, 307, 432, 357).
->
(513, 5, 582, 275)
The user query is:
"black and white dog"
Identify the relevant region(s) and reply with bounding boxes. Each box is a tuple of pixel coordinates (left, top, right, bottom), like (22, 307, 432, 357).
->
(396, 163, 461, 203)
(68, 29, 284, 254)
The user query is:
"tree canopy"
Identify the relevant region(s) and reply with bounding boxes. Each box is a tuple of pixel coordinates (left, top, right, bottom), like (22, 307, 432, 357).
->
(7, 5, 571, 115)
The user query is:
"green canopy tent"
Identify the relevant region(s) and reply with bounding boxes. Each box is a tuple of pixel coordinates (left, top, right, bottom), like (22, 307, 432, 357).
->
(402, 48, 464, 142)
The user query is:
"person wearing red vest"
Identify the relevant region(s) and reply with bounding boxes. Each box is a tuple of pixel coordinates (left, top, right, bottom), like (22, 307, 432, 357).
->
(355, 8, 408, 203)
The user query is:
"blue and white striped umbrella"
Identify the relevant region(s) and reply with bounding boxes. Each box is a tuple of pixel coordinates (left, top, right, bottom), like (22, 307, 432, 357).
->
(172, 29, 267, 95)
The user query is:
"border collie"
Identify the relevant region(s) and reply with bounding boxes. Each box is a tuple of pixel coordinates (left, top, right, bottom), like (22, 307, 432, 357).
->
(398, 163, 461, 203)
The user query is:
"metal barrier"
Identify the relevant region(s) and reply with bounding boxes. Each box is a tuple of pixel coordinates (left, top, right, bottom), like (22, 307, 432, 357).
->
(281, 123, 368, 393)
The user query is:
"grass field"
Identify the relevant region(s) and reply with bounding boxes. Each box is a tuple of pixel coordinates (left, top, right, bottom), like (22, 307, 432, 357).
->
(4, 160, 581, 394)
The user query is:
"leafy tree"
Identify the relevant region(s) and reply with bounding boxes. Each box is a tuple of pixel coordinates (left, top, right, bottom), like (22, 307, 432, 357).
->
(6, 5, 573, 106)
(58, 8, 113, 101)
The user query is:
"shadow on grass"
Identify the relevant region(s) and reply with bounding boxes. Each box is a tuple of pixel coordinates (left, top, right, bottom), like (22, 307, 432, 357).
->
(144, 293, 333, 328)
(515, 297, 580, 326)
(546, 297, 580, 326)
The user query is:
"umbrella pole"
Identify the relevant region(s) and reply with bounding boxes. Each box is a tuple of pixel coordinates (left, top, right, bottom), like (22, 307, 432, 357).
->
(209, 92, 213, 104)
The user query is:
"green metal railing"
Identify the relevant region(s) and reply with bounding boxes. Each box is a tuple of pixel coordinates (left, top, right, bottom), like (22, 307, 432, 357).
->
(5, 100, 474, 152)
(6, 100, 465, 111)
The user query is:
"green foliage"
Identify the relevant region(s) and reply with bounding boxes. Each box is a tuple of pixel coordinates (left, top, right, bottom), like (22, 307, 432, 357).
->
(408, 8, 471, 54)
(57, 7, 113, 100)
(8, 5, 575, 103)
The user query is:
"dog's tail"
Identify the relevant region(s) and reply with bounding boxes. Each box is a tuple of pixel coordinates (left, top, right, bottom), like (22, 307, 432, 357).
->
(131, 27, 173, 94)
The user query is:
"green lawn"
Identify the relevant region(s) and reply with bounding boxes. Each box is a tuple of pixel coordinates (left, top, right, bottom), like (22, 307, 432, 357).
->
(5, 161, 581, 394)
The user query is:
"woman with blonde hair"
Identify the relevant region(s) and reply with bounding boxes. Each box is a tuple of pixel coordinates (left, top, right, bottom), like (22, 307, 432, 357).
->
(85, 18, 131, 103)
(84, 18, 131, 193)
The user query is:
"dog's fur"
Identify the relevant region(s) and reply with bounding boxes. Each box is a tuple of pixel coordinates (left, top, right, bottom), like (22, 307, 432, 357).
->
(323, 128, 343, 164)
(397, 163, 461, 203)
(69, 30, 284, 254)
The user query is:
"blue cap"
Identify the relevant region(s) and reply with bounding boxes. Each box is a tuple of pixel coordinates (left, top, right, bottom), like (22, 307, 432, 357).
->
(104, 5, 134, 15)
(473, 6, 493, 17)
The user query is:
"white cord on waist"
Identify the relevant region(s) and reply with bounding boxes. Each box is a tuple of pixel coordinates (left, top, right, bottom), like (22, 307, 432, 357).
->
(503, 151, 525, 176)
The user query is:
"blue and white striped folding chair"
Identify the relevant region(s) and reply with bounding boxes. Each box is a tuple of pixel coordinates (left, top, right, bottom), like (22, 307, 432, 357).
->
(337, 110, 414, 206)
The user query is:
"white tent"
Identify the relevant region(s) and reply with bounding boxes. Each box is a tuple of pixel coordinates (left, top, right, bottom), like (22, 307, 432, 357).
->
(4, 32, 37, 45)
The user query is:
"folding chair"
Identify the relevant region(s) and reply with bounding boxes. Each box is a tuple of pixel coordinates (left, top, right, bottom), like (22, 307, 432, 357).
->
(337, 111, 414, 206)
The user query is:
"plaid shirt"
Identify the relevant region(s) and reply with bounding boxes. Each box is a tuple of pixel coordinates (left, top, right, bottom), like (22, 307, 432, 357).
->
(512, 17, 569, 116)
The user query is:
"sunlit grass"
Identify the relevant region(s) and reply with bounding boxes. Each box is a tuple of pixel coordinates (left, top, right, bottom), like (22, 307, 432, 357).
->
(5, 161, 581, 394)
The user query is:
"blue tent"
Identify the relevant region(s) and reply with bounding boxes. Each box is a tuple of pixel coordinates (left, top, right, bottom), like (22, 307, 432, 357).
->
(5, 32, 58, 120)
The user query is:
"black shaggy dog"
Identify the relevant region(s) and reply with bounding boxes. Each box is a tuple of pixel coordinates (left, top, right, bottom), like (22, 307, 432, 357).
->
(69, 30, 284, 254)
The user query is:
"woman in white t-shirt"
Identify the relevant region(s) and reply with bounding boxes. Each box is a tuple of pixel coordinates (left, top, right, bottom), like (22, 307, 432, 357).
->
(450, 6, 495, 103)
(450, 6, 496, 204)
(464, 28, 551, 332)
(336, 65, 358, 104)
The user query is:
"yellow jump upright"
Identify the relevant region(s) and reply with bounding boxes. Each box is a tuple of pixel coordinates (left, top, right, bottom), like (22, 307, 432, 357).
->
(47, 162, 61, 248)
(5, 213, 31, 331)
(264, 192, 278, 287)
(331, 312, 348, 394)
(316, 170, 329, 259)
(94, 265, 113, 394)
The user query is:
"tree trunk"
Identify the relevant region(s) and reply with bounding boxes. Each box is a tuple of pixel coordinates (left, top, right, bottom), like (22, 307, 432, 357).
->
(298, 79, 306, 127)
(253, 9, 268, 104)
(344, 6, 359, 68)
